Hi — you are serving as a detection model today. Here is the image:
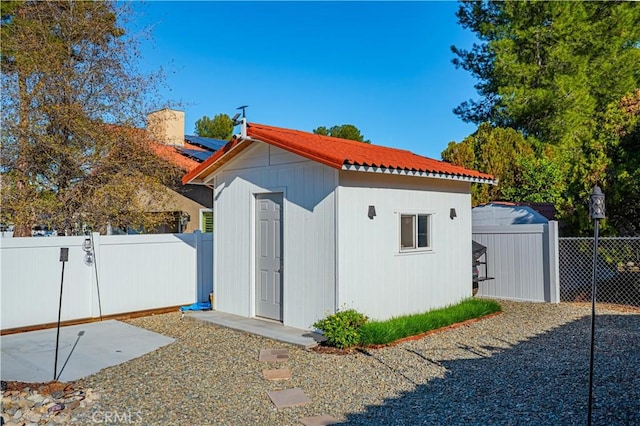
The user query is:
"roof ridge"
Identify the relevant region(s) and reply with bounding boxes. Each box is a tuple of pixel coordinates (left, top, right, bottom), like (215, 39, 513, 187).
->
(248, 122, 415, 152)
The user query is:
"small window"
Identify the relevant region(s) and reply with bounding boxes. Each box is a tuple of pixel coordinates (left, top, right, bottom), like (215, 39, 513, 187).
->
(400, 213, 431, 251)
(200, 209, 213, 232)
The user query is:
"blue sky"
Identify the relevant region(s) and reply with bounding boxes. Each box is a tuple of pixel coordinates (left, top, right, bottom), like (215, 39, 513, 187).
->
(129, 1, 480, 160)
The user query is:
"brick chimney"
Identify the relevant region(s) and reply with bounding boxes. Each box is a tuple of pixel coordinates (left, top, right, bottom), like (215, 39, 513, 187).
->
(147, 108, 185, 146)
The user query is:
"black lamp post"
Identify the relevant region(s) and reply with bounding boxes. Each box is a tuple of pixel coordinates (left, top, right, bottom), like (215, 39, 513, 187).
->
(55, 247, 69, 381)
(587, 185, 605, 425)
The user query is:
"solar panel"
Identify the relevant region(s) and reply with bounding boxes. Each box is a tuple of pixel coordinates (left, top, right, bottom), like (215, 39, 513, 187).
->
(178, 148, 212, 162)
(184, 135, 227, 152)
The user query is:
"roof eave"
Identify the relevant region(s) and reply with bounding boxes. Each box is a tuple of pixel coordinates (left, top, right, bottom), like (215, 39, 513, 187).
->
(182, 136, 250, 185)
(341, 164, 497, 184)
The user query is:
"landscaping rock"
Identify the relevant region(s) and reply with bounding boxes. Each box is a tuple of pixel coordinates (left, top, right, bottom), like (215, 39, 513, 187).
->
(1, 381, 99, 425)
(4, 301, 637, 425)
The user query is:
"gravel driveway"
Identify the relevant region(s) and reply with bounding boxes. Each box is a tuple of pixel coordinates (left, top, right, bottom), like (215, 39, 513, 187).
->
(70, 300, 638, 425)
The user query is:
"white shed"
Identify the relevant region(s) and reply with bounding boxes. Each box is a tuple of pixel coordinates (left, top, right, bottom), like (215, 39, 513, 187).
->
(183, 121, 495, 330)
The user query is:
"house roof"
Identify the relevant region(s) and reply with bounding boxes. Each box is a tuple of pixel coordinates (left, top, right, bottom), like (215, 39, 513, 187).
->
(150, 135, 224, 172)
(183, 123, 496, 185)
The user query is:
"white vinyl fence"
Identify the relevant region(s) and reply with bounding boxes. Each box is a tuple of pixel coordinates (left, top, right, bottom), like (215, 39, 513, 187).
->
(0, 232, 213, 331)
(472, 221, 560, 303)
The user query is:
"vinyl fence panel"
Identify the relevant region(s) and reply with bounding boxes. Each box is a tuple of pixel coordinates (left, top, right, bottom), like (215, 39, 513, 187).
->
(473, 221, 559, 303)
(1, 232, 213, 331)
(0, 236, 93, 329)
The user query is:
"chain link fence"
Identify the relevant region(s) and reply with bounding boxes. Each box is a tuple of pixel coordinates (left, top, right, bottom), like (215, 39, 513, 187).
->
(559, 237, 640, 307)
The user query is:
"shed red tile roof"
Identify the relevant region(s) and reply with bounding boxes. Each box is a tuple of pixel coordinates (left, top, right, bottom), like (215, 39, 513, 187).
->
(183, 123, 495, 185)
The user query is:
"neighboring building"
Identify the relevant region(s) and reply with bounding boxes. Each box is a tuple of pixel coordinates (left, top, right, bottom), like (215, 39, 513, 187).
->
(183, 121, 495, 330)
(143, 108, 225, 234)
(1, 108, 222, 237)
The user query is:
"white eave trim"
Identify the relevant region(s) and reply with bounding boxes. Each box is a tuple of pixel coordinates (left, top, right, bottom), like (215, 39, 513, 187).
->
(341, 164, 497, 185)
(185, 136, 259, 185)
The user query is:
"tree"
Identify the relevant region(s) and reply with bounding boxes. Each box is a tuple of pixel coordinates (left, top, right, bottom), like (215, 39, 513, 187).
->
(1, 1, 175, 236)
(599, 90, 640, 236)
(313, 124, 370, 143)
(449, 1, 640, 235)
(442, 123, 564, 205)
(194, 113, 234, 140)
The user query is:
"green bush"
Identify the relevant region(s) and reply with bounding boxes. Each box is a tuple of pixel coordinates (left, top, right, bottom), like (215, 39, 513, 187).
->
(312, 309, 368, 349)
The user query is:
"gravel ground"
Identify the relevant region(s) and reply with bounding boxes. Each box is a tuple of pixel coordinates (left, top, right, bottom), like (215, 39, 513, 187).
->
(36, 301, 640, 424)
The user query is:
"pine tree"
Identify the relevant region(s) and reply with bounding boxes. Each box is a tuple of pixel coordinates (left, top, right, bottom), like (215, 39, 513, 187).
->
(448, 1, 640, 235)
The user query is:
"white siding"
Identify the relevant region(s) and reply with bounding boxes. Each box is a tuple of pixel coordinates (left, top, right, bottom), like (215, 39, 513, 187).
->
(336, 172, 473, 320)
(212, 143, 338, 330)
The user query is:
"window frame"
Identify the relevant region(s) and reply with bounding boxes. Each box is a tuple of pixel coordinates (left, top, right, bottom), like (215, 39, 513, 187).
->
(200, 208, 214, 232)
(398, 211, 433, 253)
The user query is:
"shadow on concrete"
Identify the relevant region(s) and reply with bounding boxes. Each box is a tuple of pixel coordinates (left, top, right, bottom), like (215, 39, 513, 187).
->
(55, 330, 84, 381)
(338, 314, 639, 425)
(1, 320, 174, 382)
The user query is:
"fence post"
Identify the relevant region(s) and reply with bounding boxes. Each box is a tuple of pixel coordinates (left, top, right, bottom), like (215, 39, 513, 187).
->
(194, 230, 203, 302)
(547, 221, 560, 303)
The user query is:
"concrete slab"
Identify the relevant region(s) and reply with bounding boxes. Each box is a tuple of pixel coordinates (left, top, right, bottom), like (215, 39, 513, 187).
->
(299, 415, 341, 425)
(267, 388, 311, 409)
(186, 310, 325, 349)
(263, 368, 292, 381)
(1, 320, 174, 383)
(259, 348, 289, 362)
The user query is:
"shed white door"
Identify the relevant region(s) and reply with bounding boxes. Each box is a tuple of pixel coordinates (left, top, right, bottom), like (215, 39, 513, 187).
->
(255, 193, 283, 321)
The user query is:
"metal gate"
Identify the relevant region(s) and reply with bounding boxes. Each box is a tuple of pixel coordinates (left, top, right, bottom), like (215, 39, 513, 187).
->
(558, 237, 640, 307)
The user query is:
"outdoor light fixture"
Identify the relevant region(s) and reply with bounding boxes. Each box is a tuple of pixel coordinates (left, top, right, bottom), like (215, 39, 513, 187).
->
(589, 185, 605, 219)
(450, 208, 457, 220)
(83, 237, 94, 266)
(587, 185, 605, 426)
(368, 205, 376, 219)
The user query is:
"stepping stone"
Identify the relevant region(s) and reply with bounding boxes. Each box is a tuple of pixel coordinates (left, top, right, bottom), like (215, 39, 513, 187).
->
(263, 368, 292, 381)
(259, 348, 289, 362)
(267, 388, 311, 408)
(299, 415, 340, 426)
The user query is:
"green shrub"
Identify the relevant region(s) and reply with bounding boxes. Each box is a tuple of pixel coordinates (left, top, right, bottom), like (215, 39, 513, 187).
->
(312, 309, 368, 349)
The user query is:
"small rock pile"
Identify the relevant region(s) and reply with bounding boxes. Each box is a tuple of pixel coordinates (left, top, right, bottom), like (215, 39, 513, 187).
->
(1, 381, 99, 425)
